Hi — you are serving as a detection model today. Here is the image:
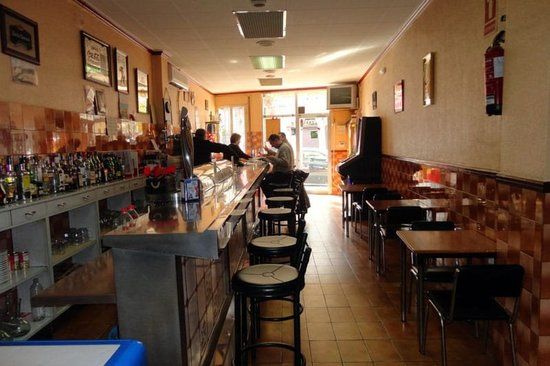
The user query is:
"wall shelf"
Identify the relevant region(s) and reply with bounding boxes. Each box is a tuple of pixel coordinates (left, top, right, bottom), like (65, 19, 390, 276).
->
(0, 267, 48, 295)
(14, 305, 71, 341)
(51, 240, 97, 266)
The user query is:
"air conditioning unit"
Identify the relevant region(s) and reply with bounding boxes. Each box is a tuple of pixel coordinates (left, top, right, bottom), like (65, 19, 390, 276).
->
(168, 64, 189, 90)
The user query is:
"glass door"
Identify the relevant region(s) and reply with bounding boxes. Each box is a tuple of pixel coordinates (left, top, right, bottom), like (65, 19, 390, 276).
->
(298, 115, 329, 190)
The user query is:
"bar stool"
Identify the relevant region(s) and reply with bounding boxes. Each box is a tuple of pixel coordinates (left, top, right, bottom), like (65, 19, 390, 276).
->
(272, 187, 295, 196)
(232, 244, 312, 366)
(248, 219, 306, 265)
(258, 207, 296, 236)
(265, 196, 296, 209)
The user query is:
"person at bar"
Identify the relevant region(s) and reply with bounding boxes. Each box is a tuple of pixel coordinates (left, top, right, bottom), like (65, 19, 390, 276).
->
(260, 134, 294, 193)
(279, 131, 295, 169)
(228, 133, 251, 160)
(193, 128, 239, 166)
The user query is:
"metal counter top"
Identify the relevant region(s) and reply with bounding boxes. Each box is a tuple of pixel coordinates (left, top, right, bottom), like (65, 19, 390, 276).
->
(102, 161, 267, 259)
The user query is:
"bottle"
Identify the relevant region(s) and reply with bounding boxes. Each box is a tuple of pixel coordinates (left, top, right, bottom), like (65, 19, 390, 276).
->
(4, 157, 18, 204)
(0, 163, 6, 206)
(29, 278, 45, 321)
(28, 156, 39, 199)
(21, 157, 32, 200)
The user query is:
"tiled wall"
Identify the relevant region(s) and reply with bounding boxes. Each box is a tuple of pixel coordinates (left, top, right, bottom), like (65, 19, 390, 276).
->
(381, 155, 547, 366)
(0, 101, 154, 156)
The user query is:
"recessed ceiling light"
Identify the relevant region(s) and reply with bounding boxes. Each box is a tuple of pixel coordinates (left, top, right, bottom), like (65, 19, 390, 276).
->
(266, 74, 275, 78)
(234, 10, 286, 39)
(263, 69, 275, 73)
(229, 59, 238, 64)
(256, 40, 275, 47)
(250, 55, 285, 70)
(259, 78, 282, 86)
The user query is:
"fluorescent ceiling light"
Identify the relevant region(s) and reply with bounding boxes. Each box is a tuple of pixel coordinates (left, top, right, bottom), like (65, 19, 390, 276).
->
(250, 55, 285, 70)
(234, 10, 286, 39)
(259, 78, 282, 86)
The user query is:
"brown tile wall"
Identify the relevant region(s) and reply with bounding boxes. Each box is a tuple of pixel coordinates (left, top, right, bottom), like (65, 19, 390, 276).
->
(0, 101, 155, 155)
(381, 155, 546, 366)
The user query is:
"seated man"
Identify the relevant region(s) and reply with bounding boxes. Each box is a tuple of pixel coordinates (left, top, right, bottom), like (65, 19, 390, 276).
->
(193, 128, 239, 166)
(227, 133, 251, 160)
(261, 134, 294, 194)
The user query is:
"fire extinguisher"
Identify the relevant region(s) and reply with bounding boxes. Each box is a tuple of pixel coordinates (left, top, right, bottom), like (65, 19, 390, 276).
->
(484, 31, 505, 116)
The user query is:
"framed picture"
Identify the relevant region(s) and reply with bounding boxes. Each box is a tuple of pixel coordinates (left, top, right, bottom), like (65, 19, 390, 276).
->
(372, 91, 377, 110)
(135, 68, 149, 114)
(114, 48, 129, 94)
(422, 52, 434, 106)
(394, 80, 404, 113)
(205, 99, 209, 111)
(119, 93, 129, 119)
(81, 31, 111, 86)
(0, 5, 40, 64)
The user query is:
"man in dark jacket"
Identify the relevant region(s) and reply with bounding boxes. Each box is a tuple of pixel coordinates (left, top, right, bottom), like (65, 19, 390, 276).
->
(228, 133, 251, 160)
(193, 128, 239, 166)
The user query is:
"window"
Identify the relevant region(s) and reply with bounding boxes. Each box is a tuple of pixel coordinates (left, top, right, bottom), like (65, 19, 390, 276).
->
(218, 106, 246, 150)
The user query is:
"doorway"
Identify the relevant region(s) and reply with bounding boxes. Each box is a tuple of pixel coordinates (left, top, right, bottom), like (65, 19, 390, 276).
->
(262, 90, 330, 193)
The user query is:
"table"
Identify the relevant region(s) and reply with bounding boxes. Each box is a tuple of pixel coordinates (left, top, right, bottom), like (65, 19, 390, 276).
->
(339, 183, 385, 237)
(365, 199, 450, 272)
(396, 230, 497, 354)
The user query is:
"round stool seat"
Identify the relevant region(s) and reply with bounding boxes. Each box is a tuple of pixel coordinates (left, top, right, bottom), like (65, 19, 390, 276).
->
(233, 264, 301, 296)
(251, 235, 296, 248)
(258, 207, 292, 218)
(248, 235, 298, 260)
(273, 188, 294, 193)
(266, 196, 294, 203)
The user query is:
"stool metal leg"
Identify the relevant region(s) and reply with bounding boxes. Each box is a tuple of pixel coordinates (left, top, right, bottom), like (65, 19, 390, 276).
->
(234, 293, 243, 366)
(293, 291, 301, 365)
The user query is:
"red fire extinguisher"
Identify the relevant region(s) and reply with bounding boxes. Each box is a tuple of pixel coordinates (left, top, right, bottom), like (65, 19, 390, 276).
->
(484, 31, 505, 116)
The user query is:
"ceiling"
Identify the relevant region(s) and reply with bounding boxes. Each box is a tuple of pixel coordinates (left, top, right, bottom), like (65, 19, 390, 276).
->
(84, 0, 425, 94)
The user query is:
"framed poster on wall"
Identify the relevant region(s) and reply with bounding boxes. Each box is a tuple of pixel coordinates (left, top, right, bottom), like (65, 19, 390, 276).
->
(0, 5, 40, 65)
(394, 80, 404, 113)
(81, 31, 111, 86)
(114, 48, 129, 94)
(135, 68, 149, 114)
(422, 52, 434, 106)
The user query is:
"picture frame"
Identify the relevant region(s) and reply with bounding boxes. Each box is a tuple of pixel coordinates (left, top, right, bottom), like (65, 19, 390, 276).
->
(114, 48, 129, 94)
(81, 31, 111, 86)
(394, 80, 404, 113)
(422, 52, 434, 106)
(84, 85, 96, 114)
(0, 5, 40, 65)
(372, 91, 377, 110)
(205, 99, 209, 111)
(135, 68, 149, 114)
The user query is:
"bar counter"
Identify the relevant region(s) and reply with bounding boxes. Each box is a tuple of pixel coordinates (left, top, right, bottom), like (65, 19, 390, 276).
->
(102, 160, 268, 366)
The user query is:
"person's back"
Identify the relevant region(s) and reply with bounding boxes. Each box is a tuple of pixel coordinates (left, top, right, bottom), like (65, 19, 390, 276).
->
(273, 141, 293, 173)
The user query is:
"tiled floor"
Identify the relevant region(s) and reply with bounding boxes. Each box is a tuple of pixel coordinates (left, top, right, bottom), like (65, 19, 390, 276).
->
(252, 194, 498, 366)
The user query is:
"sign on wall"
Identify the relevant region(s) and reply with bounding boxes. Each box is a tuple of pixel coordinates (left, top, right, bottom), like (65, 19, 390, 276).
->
(484, 0, 497, 35)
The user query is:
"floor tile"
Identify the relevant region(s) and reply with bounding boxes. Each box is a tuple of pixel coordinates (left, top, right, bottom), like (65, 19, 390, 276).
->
(337, 340, 372, 362)
(328, 307, 356, 323)
(332, 322, 363, 340)
(310, 340, 341, 363)
(308, 322, 336, 340)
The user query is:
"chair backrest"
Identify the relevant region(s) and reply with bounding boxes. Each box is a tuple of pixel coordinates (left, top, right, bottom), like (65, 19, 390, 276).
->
(296, 218, 306, 239)
(411, 220, 455, 231)
(453, 265, 524, 300)
(386, 206, 425, 225)
(362, 187, 388, 201)
(294, 243, 312, 280)
(373, 192, 402, 201)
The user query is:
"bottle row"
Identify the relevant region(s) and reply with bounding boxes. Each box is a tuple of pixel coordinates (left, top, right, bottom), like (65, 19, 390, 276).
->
(0, 152, 128, 206)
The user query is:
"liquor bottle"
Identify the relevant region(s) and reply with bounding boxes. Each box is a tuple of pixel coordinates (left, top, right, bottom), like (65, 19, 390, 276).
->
(88, 153, 97, 185)
(29, 278, 45, 321)
(53, 155, 64, 192)
(4, 157, 18, 204)
(19, 157, 32, 200)
(0, 163, 6, 205)
(28, 156, 39, 199)
(42, 157, 55, 195)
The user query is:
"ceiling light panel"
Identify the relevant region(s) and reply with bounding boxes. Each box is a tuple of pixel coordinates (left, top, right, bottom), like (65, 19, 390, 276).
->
(234, 10, 286, 39)
(250, 55, 285, 70)
(259, 78, 283, 86)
